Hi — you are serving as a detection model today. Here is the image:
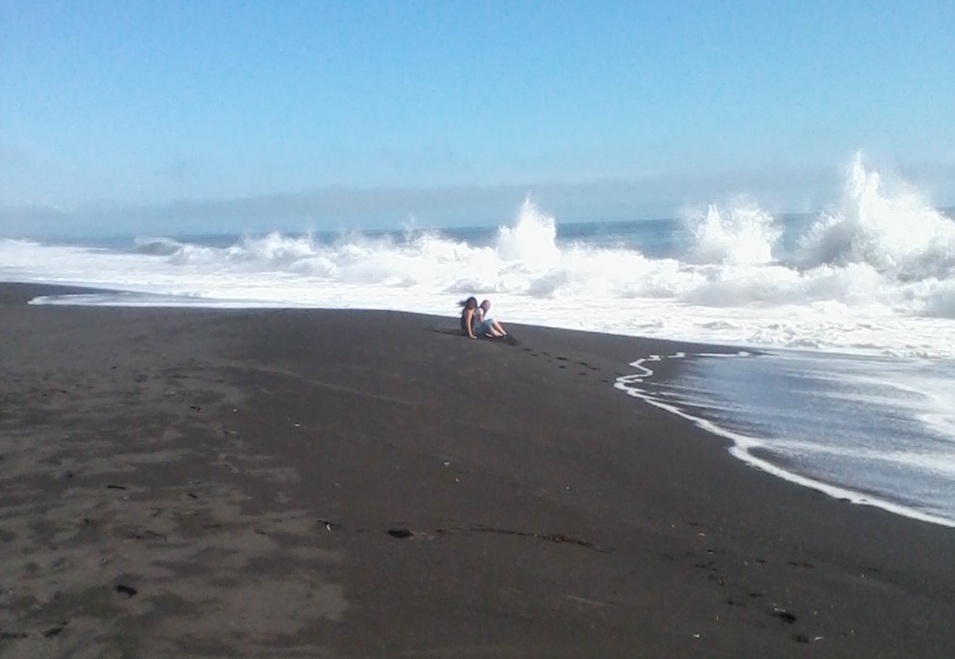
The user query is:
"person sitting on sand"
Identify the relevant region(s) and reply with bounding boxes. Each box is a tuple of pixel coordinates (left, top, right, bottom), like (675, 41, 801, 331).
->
(459, 296, 506, 339)
(460, 297, 480, 338)
(476, 299, 507, 337)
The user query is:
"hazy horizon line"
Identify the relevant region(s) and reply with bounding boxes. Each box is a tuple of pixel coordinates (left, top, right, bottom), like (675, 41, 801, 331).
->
(2, 163, 952, 238)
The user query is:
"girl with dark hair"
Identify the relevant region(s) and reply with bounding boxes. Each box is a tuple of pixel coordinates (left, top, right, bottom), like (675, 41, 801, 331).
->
(460, 296, 507, 339)
(459, 297, 479, 338)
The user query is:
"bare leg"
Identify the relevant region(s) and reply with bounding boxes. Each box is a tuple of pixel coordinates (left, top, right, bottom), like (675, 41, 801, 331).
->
(491, 320, 507, 336)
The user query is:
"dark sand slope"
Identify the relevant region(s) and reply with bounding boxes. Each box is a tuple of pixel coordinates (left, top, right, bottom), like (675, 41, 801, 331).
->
(1, 283, 953, 658)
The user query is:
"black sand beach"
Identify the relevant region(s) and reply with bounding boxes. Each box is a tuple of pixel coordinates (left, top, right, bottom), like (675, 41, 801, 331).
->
(1, 282, 954, 658)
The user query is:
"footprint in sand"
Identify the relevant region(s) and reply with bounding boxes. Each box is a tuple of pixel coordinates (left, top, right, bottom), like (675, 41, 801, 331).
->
(115, 584, 138, 598)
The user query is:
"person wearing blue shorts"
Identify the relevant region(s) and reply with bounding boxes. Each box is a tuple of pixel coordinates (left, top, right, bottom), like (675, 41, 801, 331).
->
(475, 299, 507, 338)
(459, 297, 507, 339)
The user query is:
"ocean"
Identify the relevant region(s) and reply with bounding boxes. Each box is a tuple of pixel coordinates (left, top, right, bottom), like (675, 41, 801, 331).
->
(2, 157, 954, 527)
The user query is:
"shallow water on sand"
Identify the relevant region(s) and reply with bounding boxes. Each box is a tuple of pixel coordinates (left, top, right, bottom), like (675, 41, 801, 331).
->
(616, 349, 955, 528)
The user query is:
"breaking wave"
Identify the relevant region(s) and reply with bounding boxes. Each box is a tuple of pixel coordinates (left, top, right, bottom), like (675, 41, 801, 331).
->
(2, 153, 954, 356)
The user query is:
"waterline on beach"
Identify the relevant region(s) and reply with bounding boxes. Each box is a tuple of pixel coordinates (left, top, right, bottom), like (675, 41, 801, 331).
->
(615, 350, 955, 529)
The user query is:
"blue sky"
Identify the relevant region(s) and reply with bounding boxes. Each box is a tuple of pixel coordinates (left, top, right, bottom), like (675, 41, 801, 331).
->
(1, 0, 953, 235)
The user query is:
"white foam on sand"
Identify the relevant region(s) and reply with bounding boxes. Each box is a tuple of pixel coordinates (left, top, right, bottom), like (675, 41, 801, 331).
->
(614, 351, 955, 529)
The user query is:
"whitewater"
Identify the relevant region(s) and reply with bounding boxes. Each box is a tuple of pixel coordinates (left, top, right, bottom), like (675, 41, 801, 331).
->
(2, 155, 955, 526)
(3, 157, 955, 357)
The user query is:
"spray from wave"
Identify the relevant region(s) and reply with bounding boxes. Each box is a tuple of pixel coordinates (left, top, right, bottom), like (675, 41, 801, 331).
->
(3, 153, 955, 354)
(685, 201, 781, 266)
(799, 154, 955, 281)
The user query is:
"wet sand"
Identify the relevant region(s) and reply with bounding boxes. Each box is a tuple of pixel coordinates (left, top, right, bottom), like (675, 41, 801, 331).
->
(1, 282, 954, 658)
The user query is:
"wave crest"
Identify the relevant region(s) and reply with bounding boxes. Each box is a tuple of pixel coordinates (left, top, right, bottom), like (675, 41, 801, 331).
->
(685, 201, 781, 265)
(5, 155, 955, 356)
(798, 153, 955, 281)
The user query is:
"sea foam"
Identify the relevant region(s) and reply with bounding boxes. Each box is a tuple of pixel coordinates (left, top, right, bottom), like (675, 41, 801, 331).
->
(3, 154, 955, 357)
